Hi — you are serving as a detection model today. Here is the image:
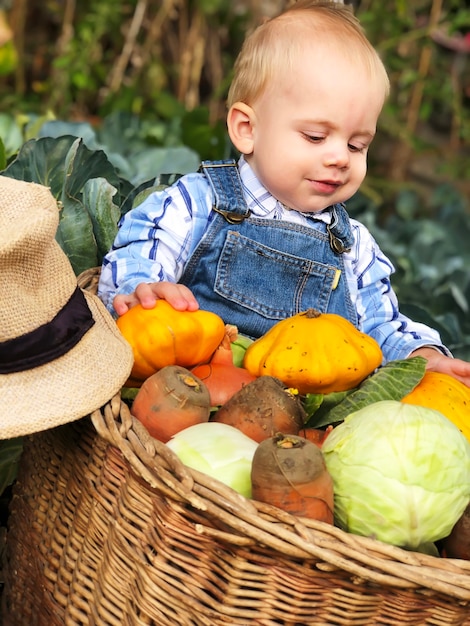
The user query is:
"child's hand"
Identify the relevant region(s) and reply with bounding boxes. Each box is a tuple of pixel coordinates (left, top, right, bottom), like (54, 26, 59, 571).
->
(410, 347, 470, 388)
(113, 282, 199, 316)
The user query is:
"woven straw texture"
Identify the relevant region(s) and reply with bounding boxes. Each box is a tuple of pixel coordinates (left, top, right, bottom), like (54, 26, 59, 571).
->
(3, 266, 470, 625)
(3, 393, 470, 626)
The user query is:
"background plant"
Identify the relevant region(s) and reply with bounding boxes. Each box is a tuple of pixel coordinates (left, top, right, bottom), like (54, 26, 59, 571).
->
(0, 0, 468, 193)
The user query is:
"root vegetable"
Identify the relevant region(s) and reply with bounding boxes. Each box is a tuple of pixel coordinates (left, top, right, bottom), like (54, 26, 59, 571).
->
(131, 365, 211, 442)
(212, 376, 306, 442)
(298, 425, 333, 448)
(251, 433, 334, 523)
(442, 504, 470, 560)
(191, 325, 257, 406)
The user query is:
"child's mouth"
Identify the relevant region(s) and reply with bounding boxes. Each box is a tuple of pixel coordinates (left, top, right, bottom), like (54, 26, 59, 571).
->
(311, 179, 341, 194)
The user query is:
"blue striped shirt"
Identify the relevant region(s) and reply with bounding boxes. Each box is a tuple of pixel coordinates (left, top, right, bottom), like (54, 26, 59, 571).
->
(98, 157, 448, 362)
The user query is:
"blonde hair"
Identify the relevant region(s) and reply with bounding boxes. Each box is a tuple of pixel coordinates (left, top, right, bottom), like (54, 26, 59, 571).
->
(227, 1, 390, 107)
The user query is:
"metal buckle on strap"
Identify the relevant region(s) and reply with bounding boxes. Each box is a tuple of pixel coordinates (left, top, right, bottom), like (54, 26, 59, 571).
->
(212, 205, 250, 224)
(327, 225, 350, 254)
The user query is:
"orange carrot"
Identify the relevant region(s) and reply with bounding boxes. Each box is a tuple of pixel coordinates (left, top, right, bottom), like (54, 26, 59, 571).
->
(191, 324, 256, 406)
(131, 365, 211, 442)
(251, 433, 334, 523)
(212, 376, 306, 442)
(298, 425, 334, 448)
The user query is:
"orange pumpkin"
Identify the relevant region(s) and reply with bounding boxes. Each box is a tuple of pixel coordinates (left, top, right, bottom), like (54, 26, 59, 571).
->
(116, 301, 225, 383)
(243, 309, 382, 394)
(401, 371, 470, 442)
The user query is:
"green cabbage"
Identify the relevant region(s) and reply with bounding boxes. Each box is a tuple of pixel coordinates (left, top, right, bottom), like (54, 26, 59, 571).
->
(322, 400, 470, 550)
(166, 422, 258, 498)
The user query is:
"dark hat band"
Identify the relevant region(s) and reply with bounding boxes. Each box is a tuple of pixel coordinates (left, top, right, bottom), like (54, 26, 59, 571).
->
(0, 287, 95, 374)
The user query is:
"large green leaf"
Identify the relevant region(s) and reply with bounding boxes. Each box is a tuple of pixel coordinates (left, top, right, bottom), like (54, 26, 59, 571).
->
(57, 194, 98, 274)
(61, 136, 121, 198)
(82, 177, 121, 259)
(0, 113, 23, 158)
(38, 119, 100, 150)
(1, 134, 124, 207)
(2, 135, 74, 195)
(304, 389, 353, 424)
(120, 173, 185, 216)
(55, 139, 99, 273)
(307, 357, 426, 428)
(1, 136, 130, 273)
(125, 146, 200, 186)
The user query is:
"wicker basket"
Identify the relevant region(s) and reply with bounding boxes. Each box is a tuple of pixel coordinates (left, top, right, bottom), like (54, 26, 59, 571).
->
(2, 268, 470, 625)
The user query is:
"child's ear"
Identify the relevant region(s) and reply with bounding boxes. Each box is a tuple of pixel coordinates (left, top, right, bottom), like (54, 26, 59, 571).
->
(227, 102, 255, 155)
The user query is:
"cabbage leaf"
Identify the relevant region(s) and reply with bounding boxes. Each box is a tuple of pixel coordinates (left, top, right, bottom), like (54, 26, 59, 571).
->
(306, 357, 426, 428)
(322, 401, 470, 550)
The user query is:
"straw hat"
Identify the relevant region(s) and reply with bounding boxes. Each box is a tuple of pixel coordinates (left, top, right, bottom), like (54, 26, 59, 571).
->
(0, 176, 133, 439)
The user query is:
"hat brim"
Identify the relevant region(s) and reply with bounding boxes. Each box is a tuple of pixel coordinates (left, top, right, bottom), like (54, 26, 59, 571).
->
(1, 291, 134, 439)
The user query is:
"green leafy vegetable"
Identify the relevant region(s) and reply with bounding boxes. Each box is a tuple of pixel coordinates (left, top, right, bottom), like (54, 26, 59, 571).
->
(0, 136, 5, 171)
(1, 135, 127, 274)
(304, 390, 351, 426)
(82, 177, 121, 259)
(59, 140, 99, 272)
(306, 357, 426, 428)
(322, 400, 470, 550)
(166, 422, 258, 498)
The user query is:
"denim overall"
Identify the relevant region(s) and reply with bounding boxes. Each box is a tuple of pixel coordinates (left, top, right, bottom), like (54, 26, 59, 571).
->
(180, 160, 357, 339)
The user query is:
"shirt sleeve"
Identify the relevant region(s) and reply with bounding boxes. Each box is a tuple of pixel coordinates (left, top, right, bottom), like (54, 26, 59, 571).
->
(347, 220, 451, 361)
(97, 173, 214, 314)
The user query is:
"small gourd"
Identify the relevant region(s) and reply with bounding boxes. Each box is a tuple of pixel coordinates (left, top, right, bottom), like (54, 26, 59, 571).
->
(243, 309, 382, 394)
(401, 371, 470, 442)
(116, 301, 226, 383)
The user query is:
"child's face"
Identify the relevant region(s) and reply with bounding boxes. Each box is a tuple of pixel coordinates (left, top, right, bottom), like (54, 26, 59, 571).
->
(236, 47, 386, 213)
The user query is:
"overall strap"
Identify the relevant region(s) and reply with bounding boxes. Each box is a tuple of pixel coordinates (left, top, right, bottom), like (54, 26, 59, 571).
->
(200, 160, 251, 223)
(327, 203, 355, 254)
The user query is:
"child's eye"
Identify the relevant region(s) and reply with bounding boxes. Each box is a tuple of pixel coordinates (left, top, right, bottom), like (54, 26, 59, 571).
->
(304, 134, 323, 143)
(348, 144, 366, 153)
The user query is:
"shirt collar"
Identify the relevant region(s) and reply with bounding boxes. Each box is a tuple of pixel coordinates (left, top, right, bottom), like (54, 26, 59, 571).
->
(237, 155, 333, 224)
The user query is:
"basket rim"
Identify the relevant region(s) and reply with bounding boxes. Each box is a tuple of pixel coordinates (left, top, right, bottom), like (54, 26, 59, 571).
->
(90, 396, 470, 603)
(80, 265, 470, 604)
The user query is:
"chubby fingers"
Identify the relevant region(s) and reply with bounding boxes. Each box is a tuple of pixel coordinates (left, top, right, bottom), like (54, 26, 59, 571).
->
(147, 282, 199, 311)
(113, 281, 199, 316)
(412, 348, 470, 388)
(113, 292, 141, 316)
(433, 357, 470, 388)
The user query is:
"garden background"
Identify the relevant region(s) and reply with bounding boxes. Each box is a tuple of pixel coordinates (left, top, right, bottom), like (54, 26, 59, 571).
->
(0, 0, 469, 552)
(0, 0, 469, 350)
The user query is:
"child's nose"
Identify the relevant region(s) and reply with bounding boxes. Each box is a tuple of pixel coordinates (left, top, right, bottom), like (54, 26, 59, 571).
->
(323, 144, 350, 169)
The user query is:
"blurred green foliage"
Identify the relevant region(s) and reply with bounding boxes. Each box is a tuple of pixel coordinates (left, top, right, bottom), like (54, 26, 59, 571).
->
(0, 0, 468, 195)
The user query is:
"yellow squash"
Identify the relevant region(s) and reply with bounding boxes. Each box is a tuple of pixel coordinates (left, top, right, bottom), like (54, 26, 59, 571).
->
(116, 301, 226, 383)
(243, 309, 382, 394)
(401, 371, 470, 442)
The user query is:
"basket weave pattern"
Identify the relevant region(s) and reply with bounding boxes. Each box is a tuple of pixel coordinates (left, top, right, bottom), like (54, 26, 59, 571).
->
(3, 393, 470, 625)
